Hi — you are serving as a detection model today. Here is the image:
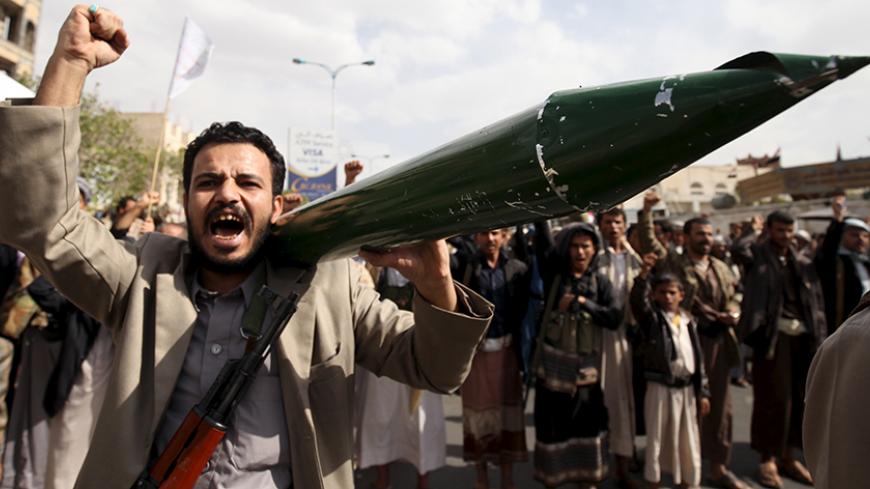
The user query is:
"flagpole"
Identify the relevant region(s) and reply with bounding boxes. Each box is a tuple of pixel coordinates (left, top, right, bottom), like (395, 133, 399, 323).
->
(147, 18, 188, 217)
(146, 95, 171, 216)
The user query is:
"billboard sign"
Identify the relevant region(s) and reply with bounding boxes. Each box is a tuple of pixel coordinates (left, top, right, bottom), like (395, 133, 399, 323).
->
(286, 128, 338, 202)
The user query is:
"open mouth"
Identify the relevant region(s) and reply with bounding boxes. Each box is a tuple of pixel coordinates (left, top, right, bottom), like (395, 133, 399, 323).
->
(208, 211, 247, 241)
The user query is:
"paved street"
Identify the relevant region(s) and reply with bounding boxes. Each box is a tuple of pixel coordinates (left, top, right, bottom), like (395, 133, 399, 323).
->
(355, 383, 811, 488)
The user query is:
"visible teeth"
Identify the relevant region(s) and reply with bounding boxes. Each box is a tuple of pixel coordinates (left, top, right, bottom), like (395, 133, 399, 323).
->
(216, 215, 240, 222)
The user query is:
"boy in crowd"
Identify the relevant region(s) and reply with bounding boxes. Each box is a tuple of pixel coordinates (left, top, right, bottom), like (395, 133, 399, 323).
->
(630, 253, 711, 489)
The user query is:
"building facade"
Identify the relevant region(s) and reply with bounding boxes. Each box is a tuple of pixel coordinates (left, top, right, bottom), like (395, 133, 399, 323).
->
(622, 162, 772, 216)
(736, 156, 870, 203)
(123, 112, 195, 153)
(122, 112, 195, 220)
(0, 0, 40, 77)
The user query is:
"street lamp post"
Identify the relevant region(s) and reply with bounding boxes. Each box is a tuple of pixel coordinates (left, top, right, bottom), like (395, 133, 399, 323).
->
(350, 153, 391, 163)
(292, 57, 375, 131)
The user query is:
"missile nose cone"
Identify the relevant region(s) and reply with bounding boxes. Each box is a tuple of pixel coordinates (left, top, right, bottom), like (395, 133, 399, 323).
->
(835, 55, 870, 79)
(716, 51, 870, 83)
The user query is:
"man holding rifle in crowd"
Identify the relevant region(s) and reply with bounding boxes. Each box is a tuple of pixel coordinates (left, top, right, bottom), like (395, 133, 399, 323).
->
(0, 5, 493, 489)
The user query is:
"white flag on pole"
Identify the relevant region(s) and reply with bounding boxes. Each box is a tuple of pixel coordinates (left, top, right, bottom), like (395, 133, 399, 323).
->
(168, 18, 213, 99)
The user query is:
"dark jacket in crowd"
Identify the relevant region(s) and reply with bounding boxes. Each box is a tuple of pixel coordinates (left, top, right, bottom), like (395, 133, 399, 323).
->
(731, 231, 827, 354)
(26, 276, 101, 416)
(814, 219, 870, 333)
(531, 221, 621, 329)
(451, 244, 531, 341)
(629, 275, 710, 398)
(0, 244, 17, 303)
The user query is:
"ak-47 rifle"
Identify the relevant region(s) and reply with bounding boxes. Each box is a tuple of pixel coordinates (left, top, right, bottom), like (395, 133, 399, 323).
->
(133, 286, 299, 489)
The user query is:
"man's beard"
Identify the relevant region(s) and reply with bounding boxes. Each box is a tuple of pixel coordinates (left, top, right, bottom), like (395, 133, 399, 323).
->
(187, 220, 270, 274)
(690, 241, 711, 256)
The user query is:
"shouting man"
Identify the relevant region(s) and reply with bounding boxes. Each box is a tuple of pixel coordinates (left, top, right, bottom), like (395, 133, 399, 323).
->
(0, 6, 493, 489)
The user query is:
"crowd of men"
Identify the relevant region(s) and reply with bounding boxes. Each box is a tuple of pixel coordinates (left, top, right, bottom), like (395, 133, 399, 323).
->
(0, 156, 868, 489)
(349, 172, 866, 489)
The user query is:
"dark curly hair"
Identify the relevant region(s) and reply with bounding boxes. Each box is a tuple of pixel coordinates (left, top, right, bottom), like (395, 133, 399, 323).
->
(183, 122, 286, 196)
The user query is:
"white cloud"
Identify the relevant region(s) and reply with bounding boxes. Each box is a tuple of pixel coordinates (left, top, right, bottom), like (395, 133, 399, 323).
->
(723, 0, 870, 52)
(32, 0, 870, 177)
(356, 0, 542, 37)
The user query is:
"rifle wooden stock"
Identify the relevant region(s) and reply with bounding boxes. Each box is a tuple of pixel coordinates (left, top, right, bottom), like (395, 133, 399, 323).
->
(146, 409, 205, 482)
(159, 416, 227, 489)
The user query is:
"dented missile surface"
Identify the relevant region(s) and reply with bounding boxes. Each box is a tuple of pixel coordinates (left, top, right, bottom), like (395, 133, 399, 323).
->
(270, 51, 870, 264)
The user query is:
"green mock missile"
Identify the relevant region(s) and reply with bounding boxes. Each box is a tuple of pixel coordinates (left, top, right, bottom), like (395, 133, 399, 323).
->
(270, 51, 869, 264)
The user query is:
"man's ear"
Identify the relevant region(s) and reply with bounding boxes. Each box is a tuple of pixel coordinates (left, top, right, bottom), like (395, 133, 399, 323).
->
(271, 194, 283, 224)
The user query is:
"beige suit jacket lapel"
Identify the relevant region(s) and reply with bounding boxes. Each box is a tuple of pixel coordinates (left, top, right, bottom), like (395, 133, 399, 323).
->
(152, 253, 198, 432)
(265, 261, 317, 380)
(265, 261, 323, 488)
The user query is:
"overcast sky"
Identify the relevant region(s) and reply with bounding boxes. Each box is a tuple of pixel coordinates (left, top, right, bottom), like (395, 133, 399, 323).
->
(35, 0, 870, 181)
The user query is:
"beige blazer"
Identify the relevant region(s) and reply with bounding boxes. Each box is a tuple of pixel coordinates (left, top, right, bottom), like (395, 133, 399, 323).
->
(804, 296, 870, 489)
(0, 105, 493, 489)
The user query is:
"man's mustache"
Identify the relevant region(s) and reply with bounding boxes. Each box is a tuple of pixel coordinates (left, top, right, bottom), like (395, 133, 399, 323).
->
(205, 204, 252, 228)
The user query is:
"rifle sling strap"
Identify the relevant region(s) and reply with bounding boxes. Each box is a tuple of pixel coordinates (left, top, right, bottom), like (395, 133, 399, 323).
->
(241, 267, 268, 352)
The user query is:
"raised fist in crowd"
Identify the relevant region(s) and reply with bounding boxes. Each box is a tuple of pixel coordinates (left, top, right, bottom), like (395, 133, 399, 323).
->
(344, 160, 364, 186)
(643, 190, 661, 212)
(51, 5, 128, 73)
(36, 5, 129, 106)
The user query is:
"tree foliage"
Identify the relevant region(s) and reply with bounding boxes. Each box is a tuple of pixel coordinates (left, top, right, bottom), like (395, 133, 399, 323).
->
(17, 75, 183, 209)
(78, 92, 153, 207)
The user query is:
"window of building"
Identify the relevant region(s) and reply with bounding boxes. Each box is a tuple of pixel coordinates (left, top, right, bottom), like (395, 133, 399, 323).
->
(4, 11, 20, 43)
(714, 183, 729, 196)
(24, 21, 35, 52)
(1, 10, 10, 41)
(690, 182, 704, 196)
